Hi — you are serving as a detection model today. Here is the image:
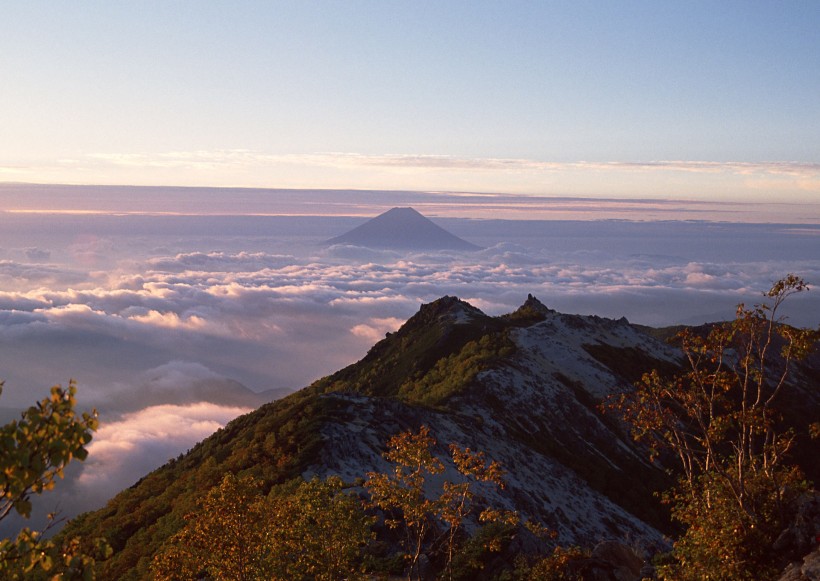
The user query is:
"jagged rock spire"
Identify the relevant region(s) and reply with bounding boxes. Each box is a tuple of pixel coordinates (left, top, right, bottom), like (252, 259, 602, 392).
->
(522, 293, 553, 314)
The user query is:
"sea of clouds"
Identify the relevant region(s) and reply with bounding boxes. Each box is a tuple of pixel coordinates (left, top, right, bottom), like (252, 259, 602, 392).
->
(0, 190, 818, 535)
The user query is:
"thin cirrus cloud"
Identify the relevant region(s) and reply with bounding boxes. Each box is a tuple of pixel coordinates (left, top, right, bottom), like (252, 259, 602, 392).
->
(83, 149, 820, 177)
(2, 182, 818, 222)
(3, 151, 817, 202)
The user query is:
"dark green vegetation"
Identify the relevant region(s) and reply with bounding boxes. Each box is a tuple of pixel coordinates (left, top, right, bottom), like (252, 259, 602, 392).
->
(25, 282, 820, 579)
(314, 296, 513, 405)
(62, 391, 335, 580)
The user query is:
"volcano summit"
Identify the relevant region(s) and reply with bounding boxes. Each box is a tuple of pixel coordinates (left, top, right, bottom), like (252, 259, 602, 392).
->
(325, 207, 481, 250)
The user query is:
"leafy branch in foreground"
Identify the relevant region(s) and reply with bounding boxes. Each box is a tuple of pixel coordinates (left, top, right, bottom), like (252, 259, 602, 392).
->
(366, 425, 515, 581)
(0, 380, 110, 580)
(608, 275, 818, 580)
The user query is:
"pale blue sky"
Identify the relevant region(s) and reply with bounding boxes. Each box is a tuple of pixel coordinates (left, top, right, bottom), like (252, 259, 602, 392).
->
(2, 1, 819, 201)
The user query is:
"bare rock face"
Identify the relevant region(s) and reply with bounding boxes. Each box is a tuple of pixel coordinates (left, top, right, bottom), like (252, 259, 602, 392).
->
(779, 548, 820, 581)
(307, 296, 681, 548)
(548, 541, 647, 581)
(591, 541, 646, 580)
(778, 492, 820, 581)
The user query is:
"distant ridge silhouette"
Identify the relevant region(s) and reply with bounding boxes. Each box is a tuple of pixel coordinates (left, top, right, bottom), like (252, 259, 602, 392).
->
(325, 207, 481, 251)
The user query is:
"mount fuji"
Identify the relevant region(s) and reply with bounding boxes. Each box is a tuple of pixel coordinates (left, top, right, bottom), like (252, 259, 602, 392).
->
(325, 207, 481, 251)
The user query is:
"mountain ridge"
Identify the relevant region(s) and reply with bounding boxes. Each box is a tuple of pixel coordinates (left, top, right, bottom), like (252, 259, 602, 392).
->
(59, 295, 820, 579)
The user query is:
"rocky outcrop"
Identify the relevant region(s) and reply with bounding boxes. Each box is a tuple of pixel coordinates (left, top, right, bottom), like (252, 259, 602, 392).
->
(779, 547, 820, 581)
(778, 492, 820, 581)
(549, 541, 648, 581)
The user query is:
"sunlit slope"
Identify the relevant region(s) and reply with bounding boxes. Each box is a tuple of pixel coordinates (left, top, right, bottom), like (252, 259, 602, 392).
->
(59, 294, 819, 579)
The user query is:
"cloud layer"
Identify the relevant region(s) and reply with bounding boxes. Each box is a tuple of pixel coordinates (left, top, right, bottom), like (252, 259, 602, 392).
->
(0, 208, 817, 534)
(77, 401, 253, 500)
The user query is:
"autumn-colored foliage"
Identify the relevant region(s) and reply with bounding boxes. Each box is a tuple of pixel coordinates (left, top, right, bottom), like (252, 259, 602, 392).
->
(609, 275, 818, 580)
(152, 473, 374, 580)
(366, 425, 513, 580)
(151, 425, 517, 581)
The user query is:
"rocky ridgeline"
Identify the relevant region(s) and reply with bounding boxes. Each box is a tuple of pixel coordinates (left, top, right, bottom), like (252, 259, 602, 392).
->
(59, 294, 820, 579)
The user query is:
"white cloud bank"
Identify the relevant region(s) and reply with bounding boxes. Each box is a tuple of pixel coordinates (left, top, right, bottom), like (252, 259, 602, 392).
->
(0, 208, 817, 534)
(77, 401, 252, 500)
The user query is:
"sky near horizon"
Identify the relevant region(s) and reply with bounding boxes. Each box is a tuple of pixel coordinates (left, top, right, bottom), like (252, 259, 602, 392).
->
(2, 1, 819, 202)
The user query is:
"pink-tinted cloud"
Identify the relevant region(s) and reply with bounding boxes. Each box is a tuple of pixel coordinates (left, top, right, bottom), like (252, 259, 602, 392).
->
(77, 401, 252, 499)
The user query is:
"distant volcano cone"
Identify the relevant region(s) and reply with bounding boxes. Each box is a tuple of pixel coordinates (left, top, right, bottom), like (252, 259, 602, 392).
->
(325, 207, 481, 250)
